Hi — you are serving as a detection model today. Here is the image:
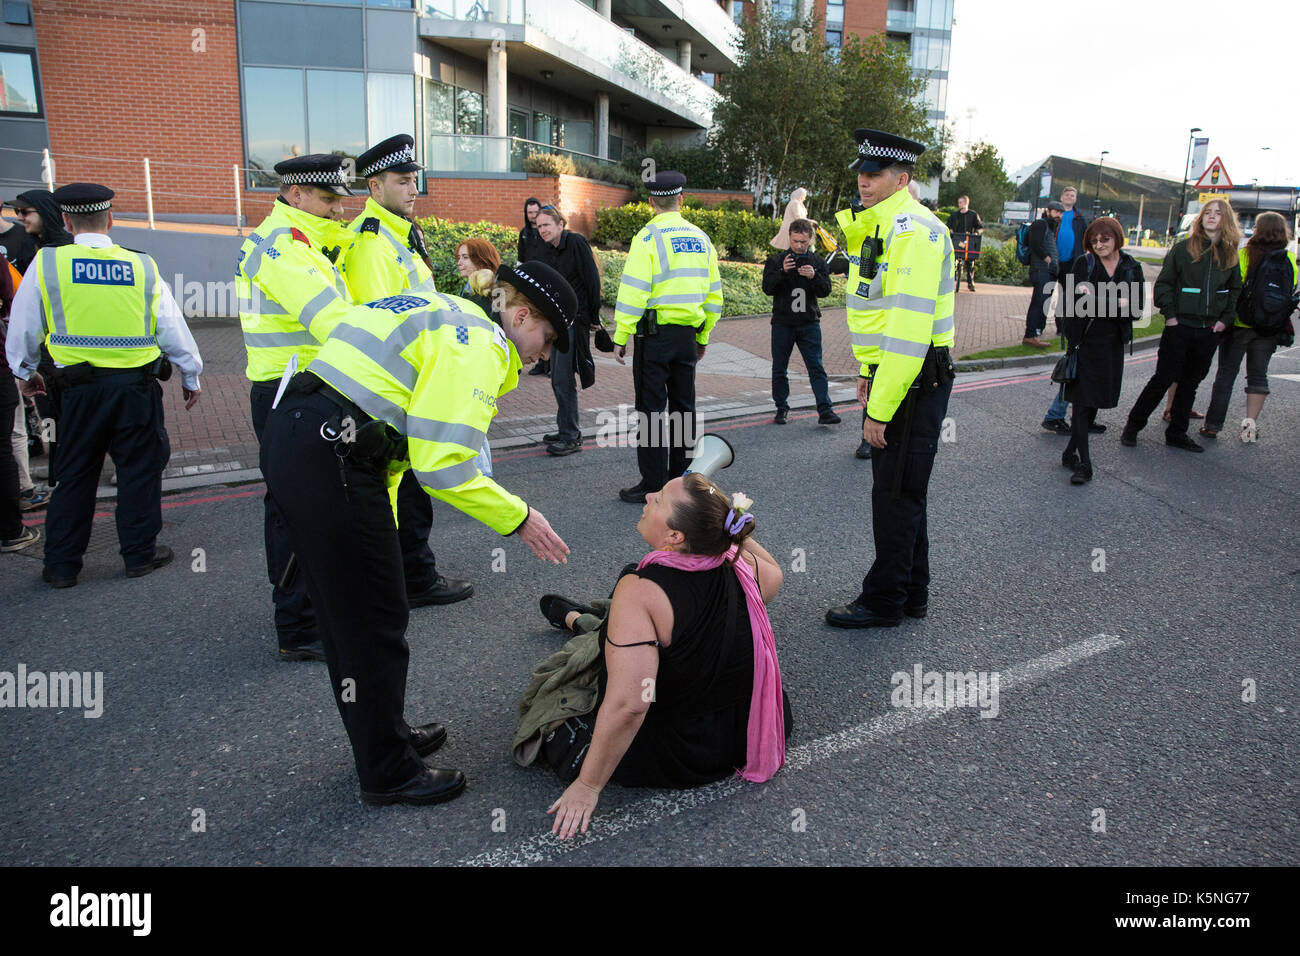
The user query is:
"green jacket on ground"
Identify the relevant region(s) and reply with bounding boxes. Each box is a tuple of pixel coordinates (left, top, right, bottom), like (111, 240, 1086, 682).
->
(512, 628, 603, 767)
(1152, 238, 1243, 327)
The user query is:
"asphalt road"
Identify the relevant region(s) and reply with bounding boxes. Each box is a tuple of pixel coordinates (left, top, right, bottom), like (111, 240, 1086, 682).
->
(2, 347, 1298, 867)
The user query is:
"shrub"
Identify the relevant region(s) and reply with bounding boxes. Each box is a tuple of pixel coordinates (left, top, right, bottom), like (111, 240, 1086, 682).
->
(970, 237, 1030, 285)
(572, 158, 640, 188)
(522, 151, 575, 176)
(415, 216, 520, 294)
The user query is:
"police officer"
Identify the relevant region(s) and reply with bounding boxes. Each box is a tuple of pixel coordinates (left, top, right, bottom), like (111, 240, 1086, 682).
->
(262, 261, 574, 806)
(611, 171, 722, 503)
(824, 130, 957, 629)
(342, 133, 473, 608)
(837, 172, 879, 460)
(4, 183, 203, 587)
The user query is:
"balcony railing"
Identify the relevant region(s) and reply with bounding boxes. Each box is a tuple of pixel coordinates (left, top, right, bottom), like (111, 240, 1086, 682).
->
(885, 10, 916, 31)
(428, 133, 623, 174)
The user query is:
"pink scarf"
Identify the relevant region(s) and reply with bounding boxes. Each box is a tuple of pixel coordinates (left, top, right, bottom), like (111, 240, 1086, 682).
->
(636, 545, 786, 782)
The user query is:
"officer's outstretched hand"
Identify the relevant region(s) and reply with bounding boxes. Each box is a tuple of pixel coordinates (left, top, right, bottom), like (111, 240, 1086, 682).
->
(182, 387, 202, 410)
(614, 344, 627, 366)
(518, 507, 570, 564)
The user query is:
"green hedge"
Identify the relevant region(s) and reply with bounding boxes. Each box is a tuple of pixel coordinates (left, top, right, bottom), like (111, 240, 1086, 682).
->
(593, 202, 781, 262)
(415, 216, 520, 294)
(971, 238, 1030, 285)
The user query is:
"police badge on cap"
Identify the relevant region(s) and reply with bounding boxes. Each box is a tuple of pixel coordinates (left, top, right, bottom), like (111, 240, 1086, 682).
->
(357, 134, 422, 178)
(848, 128, 926, 173)
(53, 182, 115, 214)
(274, 154, 353, 196)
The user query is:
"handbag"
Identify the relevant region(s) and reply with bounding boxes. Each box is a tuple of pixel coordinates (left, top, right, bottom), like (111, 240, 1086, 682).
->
(1051, 318, 1094, 385)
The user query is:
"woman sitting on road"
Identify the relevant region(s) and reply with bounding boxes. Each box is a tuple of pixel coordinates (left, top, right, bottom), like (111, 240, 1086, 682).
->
(455, 238, 501, 316)
(1201, 211, 1298, 443)
(1058, 217, 1144, 484)
(520, 474, 792, 839)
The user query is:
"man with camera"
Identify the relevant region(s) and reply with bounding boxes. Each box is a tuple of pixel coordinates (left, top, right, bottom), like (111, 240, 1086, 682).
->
(762, 218, 838, 425)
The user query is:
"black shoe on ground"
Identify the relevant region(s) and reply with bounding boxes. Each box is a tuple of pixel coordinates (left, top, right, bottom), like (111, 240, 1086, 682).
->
(542, 432, 561, 443)
(546, 439, 583, 457)
(360, 768, 466, 806)
(539, 594, 599, 630)
(619, 482, 655, 504)
(1062, 449, 1081, 469)
(528, 362, 549, 376)
(1, 526, 41, 552)
(408, 722, 447, 757)
(903, 600, 928, 619)
(818, 409, 842, 425)
(1070, 463, 1093, 484)
(1088, 423, 1107, 434)
(408, 575, 474, 607)
(825, 601, 902, 629)
(967, 283, 976, 292)
(41, 566, 77, 588)
(125, 544, 174, 578)
(855, 439, 873, 459)
(1120, 428, 1138, 447)
(278, 642, 326, 663)
(773, 408, 788, 425)
(1041, 419, 1071, 435)
(1166, 434, 1203, 453)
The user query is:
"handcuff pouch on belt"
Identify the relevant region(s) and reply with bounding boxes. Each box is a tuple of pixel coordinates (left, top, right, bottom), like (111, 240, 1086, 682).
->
(635, 309, 659, 338)
(919, 345, 956, 393)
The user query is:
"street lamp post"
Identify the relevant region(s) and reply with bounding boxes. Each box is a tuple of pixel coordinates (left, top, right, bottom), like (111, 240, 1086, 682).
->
(1177, 126, 1202, 235)
(1094, 150, 1109, 218)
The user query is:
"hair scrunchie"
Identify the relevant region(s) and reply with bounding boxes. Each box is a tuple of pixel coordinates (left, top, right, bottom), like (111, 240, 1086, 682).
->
(726, 491, 754, 536)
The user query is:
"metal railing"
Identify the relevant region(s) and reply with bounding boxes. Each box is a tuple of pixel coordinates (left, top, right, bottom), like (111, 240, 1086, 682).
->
(427, 133, 621, 174)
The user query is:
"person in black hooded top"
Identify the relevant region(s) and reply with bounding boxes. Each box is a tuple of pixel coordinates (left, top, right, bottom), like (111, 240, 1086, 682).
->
(9, 190, 73, 268)
(518, 197, 551, 375)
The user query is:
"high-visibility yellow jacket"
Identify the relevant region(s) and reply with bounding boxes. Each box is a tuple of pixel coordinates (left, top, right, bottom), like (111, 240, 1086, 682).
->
(836, 203, 878, 368)
(841, 187, 956, 422)
(306, 291, 527, 535)
(612, 211, 722, 346)
(342, 197, 435, 303)
(236, 199, 358, 382)
(34, 244, 163, 369)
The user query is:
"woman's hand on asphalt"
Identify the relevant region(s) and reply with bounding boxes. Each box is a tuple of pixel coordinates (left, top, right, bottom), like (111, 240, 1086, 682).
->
(548, 780, 601, 839)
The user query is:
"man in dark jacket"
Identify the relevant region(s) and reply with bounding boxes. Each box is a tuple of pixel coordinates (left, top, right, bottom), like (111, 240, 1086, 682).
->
(1, 202, 36, 275)
(946, 195, 983, 292)
(762, 219, 839, 426)
(1023, 201, 1062, 347)
(9, 190, 73, 261)
(518, 197, 552, 375)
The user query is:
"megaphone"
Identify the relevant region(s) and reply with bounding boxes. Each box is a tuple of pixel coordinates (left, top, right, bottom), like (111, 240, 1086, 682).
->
(685, 433, 734, 478)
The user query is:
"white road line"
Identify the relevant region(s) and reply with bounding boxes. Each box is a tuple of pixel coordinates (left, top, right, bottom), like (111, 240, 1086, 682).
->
(459, 633, 1125, 867)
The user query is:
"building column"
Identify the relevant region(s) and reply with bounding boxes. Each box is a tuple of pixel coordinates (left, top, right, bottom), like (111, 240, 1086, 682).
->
(486, 44, 508, 171)
(597, 0, 611, 17)
(677, 38, 692, 72)
(596, 92, 610, 161)
(797, 0, 813, 18)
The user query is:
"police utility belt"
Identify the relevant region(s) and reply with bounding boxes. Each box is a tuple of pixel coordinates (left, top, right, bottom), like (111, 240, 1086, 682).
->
(54, 356, 171, 389)
(289, 371, 408, 465)
(634, 309, 705, 338)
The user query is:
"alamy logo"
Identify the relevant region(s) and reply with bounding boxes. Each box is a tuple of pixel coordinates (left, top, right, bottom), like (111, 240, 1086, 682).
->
(0, 664, 103, 718)
(49, 886, 151, 936)
(890, 663, 1000, 718)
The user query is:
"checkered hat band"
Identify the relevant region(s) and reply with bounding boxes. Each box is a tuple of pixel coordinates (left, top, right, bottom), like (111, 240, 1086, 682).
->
(61, 200, 112, 213)
(360, 145, 416, 177)
(510, 268, 565, 323)
(649, 186, 683, 196)
(858, 143, 918, 163)
(280, 170, 347, 187)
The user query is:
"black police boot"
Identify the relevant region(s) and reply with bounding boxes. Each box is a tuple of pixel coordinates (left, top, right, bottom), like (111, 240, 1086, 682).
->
(855, 439, 873, 459)
(825, 600, 901, 629)
(360, 768, 466, 806)
(408, 575, 474, 608)
(408, 722, 447, 757)
(126, 544, 174, 578)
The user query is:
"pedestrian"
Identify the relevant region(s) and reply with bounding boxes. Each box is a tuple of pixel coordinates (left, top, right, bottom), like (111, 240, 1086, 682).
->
(824, 128, 956, 629)
(4, 183, 203, 587)
(236, 154, 367, 661)
(946, 195, 983, 292)
(342, 134, 473, 610)
(455, 238, 501, 315)
(1042, 187, 1093, 430)
(0, 261, 41, 553)
(761, 217, 839, 426)
(0, 262, 42, 511)
(261, 262, 575, 806)
(1056, 218, 1143, 484)
(1, 200, 36, 275)
(771, 187, 810, 250)
(519, 197, 551, 376)
(1121, 198, 1243, 452)
(1201, 211, 1297, 443)
(534, 204, 599, 457)
(610, 171, 722, 503)
(1023, 200, 1063, 349)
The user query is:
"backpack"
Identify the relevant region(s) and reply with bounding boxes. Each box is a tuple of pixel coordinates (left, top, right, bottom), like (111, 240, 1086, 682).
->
(1237, 249, 1298, 334)
(1013, 224, 1032, 265)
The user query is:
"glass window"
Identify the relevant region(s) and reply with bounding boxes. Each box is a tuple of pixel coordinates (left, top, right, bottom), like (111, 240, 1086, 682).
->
(533, 111, 553, 147)
(608, 133, 624, 163)
(456, 87, 483, 135)
(565, 120, 593, 156)
(307, 70, 365, 163)
(911, 34, 928, 69)
(731, 3, 743, 25)
(0, 47, 42, 116)
(826, 29, 842, 49)
(366, 0, 413, 6)
(826, 0, 845, 26)
(244, 67, 307, 187)
(367, 72, 415, 145)
(425, 79, 454, 171)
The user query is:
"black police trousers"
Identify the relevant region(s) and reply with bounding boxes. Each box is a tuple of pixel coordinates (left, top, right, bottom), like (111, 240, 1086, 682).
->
(251, 383, 441, 649)
(44, 372, 169, 577)
(857, 377, 953, 617)
(632, 324, 698, 491)
(261, 389, 426, 792)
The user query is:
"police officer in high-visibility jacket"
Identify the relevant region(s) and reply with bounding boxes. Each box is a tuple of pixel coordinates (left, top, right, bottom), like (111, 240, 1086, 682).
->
(341, 133, 473, 609)
(611, 171, 722, 503)
(5, 183, 204, 588)
(824, 129, 957, 629)
(261, 261, 575, 806)
(836, 193, 878, 460)
(237, 154, 363, 662)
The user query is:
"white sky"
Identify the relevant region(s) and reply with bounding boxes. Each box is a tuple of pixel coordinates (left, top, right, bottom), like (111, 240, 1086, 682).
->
(945, 0, 1296, 187)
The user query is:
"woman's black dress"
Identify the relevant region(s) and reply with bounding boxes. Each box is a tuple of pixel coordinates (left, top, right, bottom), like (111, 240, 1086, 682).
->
(1061, 252, 1143, 409)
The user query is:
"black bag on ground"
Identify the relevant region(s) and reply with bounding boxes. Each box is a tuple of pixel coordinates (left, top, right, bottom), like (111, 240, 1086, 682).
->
(1238, 249, 1298, 335)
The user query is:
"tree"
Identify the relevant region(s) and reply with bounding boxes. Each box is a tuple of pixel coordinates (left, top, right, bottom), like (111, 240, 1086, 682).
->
(938, 141, 1015, 224)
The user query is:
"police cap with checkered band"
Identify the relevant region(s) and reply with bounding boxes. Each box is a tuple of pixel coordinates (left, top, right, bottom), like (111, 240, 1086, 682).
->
(274, 154, 353, 196)
(495, 260, 576, 354)
(357, 134, 422, 178)
(646, 170, 687, 197)
(847, 128, 926, 173)
(52, 182, 115, 215)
